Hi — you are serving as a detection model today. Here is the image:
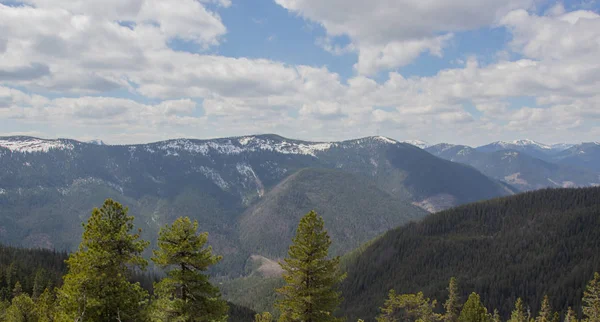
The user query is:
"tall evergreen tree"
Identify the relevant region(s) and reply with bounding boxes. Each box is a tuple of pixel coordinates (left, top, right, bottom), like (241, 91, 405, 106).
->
(535, 296, 554, 322)
(564, 307, 578, 322)
(508, 298, 527, 322)
(35, 288, 55, 322)
(491, 310, 500, 322)
(12, 282, 22, 298)
(276, 210, 346, 322)
(458, 293, 490, 322)
(31, 269, 45, 300)
(150, 216, 228, 322)
(57, 199, 149, 321)
(444, 277, 461, 322)
(582, 272, 600, 322)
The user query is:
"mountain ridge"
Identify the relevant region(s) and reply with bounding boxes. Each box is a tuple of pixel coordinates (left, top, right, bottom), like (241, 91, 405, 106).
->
(0, 133, 512, 276)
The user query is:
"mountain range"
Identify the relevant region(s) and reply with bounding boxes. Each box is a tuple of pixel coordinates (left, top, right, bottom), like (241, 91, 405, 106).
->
(424, 139, 600, 191)
(0, 134, 512, 276)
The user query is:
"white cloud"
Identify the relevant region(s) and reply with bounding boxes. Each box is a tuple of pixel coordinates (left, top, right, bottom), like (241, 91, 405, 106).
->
(1, 1, 600, 146)
(275, 0, 536, 74)
(21, 0, 227, 46)
(355, 34, 453, 75)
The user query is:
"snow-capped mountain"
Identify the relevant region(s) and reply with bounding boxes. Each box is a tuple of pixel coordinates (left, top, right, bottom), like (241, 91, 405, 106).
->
(0, 137, 75, 153)
(476, 139, 575, 160)
(401, 140, 431, 149)
(552, 142, 600, 172)
(0, 134, 511, 263)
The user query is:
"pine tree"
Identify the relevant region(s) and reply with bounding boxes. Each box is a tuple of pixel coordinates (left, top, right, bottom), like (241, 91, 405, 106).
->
(255, 312, 274, 322)
(57, 199, 150, 321)
(564, 307, 578, 322)
(458, 293, 490, 322)
(6, 263, 16, 294)
(491, 309, 501, 322)
(535, 296, 553, 322)
(5, 293, 38, 322)
(12, 282, 22, 298)
(582, 272, 600, 321)
(376, 290, 440, 322)
(276, 210, 346, 322)
(444, 277, 462, 322)
(35, 288, 55, 322)
(150, 216, 228, 322)
(31, 269, 45, 300)
(508, 298, 527, 322)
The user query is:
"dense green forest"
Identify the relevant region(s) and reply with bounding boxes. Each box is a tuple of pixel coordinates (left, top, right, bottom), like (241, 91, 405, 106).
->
(0, 246, 67, 301)
(340, 187, 600, 320)
(2, 188, 600, 321)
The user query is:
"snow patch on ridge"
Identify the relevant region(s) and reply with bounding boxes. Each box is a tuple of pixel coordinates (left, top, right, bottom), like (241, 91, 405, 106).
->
(236, 163, 265, 204)
(154, 137, 334, 157)
(402, 139, 430, 149)
(0, 138, 74, 153)
(197, 166, 229, 191)
(491, 139, 551, 150)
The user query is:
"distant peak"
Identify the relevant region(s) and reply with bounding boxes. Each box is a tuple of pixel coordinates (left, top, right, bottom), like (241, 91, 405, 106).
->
(372, 136, 398, 144)
(87, 139, 105, 145)
(485, 139, 551, 150)
(402, 139, 430, 149)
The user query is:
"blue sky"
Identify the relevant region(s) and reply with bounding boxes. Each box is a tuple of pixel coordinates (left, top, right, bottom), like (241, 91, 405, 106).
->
(1, 0, 600, 145)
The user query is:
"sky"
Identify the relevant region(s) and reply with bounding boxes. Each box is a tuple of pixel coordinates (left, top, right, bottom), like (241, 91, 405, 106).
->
(0, 0, 599, 146)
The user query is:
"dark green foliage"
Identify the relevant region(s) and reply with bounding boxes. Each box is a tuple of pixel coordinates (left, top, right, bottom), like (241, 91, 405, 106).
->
(5, 293, 38, 322)
(444, 277, 461, 322)
(535, 296, 556, 322)
(57, 199, 150, 321)
(564, 307, 579, 322)
(458, 293, 489, 322)
(376, 290, 440, 322)
(227, 302, 257, 322)
(150, 217, 228, 322)
(254, 312, 274, 322)
(508, 299, 527, 322)
(0, 245, 67, 301)
(276, 211, 345, 322)
(340, 187, 600, 321)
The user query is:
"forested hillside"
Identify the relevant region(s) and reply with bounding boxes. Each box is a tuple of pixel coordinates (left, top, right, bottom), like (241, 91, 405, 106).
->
(0, 245, 67, 300)
(238, 168, 426, 258)
(340, 187, 600, 320)
(0, 135, 512, 276)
